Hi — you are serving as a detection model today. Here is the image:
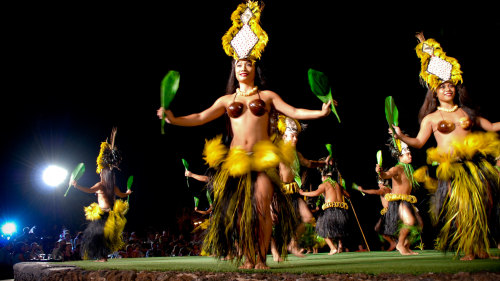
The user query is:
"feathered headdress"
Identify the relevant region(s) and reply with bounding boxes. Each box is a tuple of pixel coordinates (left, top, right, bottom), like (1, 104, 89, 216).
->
(277, 114, 304, 135)
(222, 1, 268, 62)
(96, 128, 122, 174)
(415, 32, 463, 91)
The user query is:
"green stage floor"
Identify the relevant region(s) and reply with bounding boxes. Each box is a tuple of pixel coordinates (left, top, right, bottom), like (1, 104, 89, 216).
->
(61, 249, 500, 275)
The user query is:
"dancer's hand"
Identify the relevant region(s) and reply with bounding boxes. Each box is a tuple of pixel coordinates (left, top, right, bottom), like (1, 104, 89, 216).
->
(185, 170, 192, 177)
(70, 180, 77, 187)
(125, 189, 132, 195)
(321, 100, 332, 117)
(389, 125, 403, 139)
(375, 164, 382, 174)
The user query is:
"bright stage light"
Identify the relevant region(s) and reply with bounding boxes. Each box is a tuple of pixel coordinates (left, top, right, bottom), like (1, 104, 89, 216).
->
(1, 222, 17, 236)
(42, 165, 68, 187)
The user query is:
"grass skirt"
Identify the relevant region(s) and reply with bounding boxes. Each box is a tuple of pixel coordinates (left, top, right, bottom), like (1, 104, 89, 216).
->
(384, 200, 422, 243)
(316, 206, 349, 239)
(415, 132, 500, 256)
(202, 136, 299, 264)
(81, 200, 128, 260)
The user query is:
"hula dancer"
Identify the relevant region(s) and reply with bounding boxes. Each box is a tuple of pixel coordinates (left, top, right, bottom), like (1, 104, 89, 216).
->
(300, 163, 350, 255)
(71, 128, 132, 262)
(376, 139, 421, 255)
(392, 32, 499, 260)
(358, 181, 396, 251)
(157, 1, 330, 269)
(270, 115, 331, 261)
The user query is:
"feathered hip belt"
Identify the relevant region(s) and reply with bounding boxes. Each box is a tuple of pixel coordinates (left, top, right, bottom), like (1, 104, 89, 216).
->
(322, 201, 348, 210)
(203, 135, 295, 176)
(384, 193, 417, 204)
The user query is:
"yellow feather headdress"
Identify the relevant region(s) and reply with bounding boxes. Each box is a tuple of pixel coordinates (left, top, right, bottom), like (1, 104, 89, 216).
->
(222, 1, 268, 62)
(415, 32, 463, 91)
(277, 114, 302, 135)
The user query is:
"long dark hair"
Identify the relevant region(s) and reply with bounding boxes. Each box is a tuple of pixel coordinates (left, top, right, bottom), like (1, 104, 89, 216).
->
(225, 59, 268, 95)
(100, 168, 116, 206)
(418, 84, 478, 124)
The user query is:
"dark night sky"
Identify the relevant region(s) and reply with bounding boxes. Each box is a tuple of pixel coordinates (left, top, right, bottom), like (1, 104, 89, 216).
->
(1, 2, 499, 245)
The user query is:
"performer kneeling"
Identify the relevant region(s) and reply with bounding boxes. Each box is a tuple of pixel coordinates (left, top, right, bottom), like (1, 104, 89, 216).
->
(72, 128, 132, 262)
(300, 164, 349, 255)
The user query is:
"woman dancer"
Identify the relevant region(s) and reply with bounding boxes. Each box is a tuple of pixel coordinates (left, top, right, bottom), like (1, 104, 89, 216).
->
(157, 1, 330, 269)
(392, 32, 499, 260)
(72, 128, 131, 262)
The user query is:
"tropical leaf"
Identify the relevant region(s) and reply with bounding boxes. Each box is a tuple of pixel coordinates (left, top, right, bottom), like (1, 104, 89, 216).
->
(376, 150, 383, 166)
(64, 163, 85, 197)
(325, 143, 333, 157)
(126, 175, 134, 204)
(385, 96, 400, 129)
(161, 70, 181, 134)
(308, 69, 340, 123)
(206, 189, 213, 206)
(352, 182, 366, 196)
(127, 175, 134, 190)
(181, 158, 189, 170)
(193, 196, 199, 207)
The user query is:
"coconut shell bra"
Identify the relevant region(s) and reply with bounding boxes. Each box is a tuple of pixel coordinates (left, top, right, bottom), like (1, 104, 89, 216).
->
(436, 111, 472, 134)
(227, 91, 267, 118)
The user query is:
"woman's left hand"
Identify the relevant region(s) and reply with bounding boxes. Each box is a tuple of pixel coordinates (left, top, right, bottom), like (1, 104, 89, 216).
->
(322, 100, 332, 116)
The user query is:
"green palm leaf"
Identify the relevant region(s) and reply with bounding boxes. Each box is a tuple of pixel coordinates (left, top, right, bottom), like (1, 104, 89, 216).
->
(307, 69, 340, 123)
(385, 96, 399, 130)
(352, 182, 365, 196)
(161, 70, 181, 134)
(181, 158, 189, 187)
(64, 163, 85, 197)
(376, 150, 383, 167)
(127, 175, 133, 203)
(325, 143, 333, 157)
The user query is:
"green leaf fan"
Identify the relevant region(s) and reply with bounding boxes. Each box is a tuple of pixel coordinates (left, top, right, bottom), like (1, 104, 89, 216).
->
(160, 70, 181, 134)
(181, 158, 189, 187)
(64, 163, 85, 197)
(384, 96, 399, 134)
(325, 143, 333, 157)
(127, 175, 133, 204)
(308, 69, 340, 123)
(376, 150, 383, 167)
(385, 96, 400, 149)
(352, 182, 365, 196)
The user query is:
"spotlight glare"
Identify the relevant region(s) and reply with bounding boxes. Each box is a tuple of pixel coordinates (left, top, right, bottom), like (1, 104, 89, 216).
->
(1, 222, 17, 236)
(42, 165, 68, 187)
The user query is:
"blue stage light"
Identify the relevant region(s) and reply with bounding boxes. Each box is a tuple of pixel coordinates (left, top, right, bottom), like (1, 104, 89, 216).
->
(1, 222, 17, 236)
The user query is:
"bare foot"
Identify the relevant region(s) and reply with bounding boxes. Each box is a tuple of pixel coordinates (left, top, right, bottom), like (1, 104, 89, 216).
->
(290, 246, 306, 258)
(476, 252, 499, 260)
(254, 262, 269, 270)
(328, 249, 338, 255)
(460, 254, 475, 261)
(272, 254, 283, 262)
(387, 241, 396, 251)
(396, 245, 413, 256)
(238, 261, 254, 269)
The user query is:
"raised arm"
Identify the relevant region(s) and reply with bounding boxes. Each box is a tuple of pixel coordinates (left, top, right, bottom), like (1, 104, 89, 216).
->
(477, 117, 500, 132)
(297, 152, 329, 168)
(185, 170, 210, 182)
(358, 185, 388, 196)
(376, 164, 399, 180)
(299, 184, 325, 197)
(269, 91, 331, 120)
(157, 96, 227, 127)
(114, 185, 131, 198)
(392, 115, 433, 149)
(72, 181, 102, 194)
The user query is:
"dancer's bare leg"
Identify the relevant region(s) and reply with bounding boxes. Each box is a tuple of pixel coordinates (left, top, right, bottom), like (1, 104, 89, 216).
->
(325, 238, 338, 255)
(254, 173, 273, 269)
(397, 204, 417, 255)
(383, 235, 396, 251)
(270, 239, 283, 262)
